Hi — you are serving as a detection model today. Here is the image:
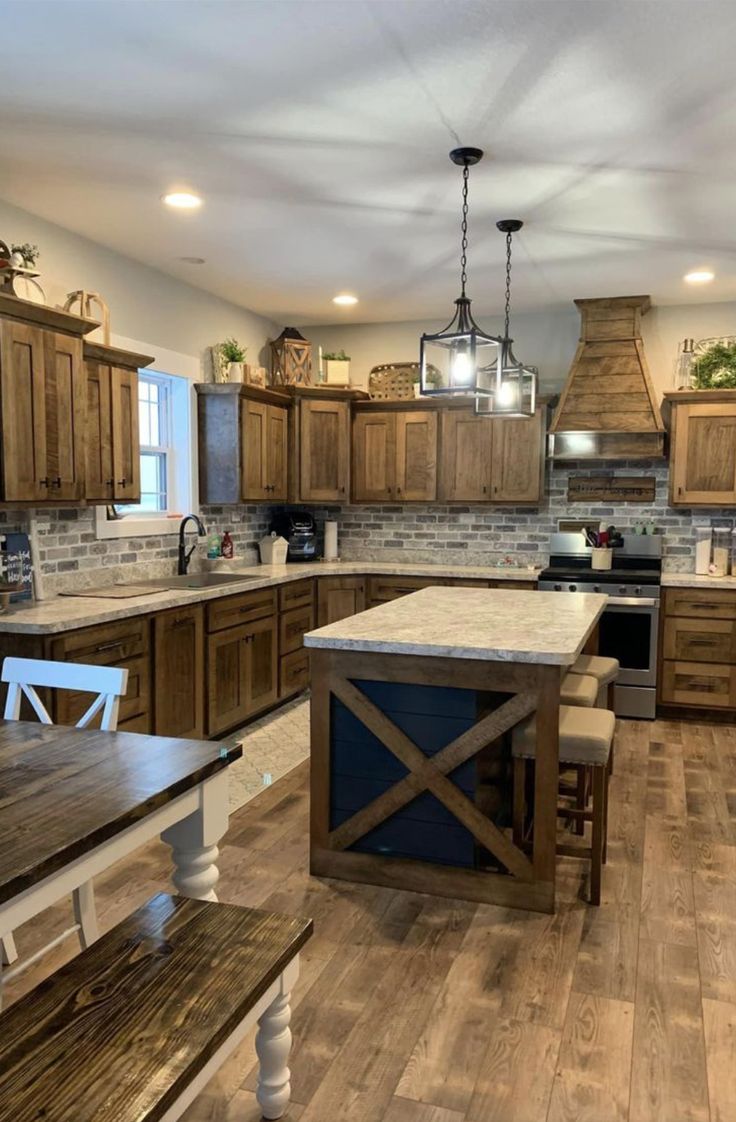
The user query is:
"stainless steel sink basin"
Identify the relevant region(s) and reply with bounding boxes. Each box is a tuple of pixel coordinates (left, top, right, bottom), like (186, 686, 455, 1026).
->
(135, 573, 260, 591)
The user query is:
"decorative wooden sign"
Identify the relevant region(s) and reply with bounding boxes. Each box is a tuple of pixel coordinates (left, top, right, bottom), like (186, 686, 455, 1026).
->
(568, 475, 656, 503)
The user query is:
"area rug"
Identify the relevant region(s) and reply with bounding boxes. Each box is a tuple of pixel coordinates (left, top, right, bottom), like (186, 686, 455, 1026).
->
(219, 694, 310, 812)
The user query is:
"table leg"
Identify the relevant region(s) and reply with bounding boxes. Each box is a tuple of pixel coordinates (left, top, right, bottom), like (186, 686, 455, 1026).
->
(255, 958, 298, 1120)
(162, 772, 229, 901)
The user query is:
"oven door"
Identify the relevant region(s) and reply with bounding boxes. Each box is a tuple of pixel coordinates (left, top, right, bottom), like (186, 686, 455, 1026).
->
(597, 597, 659, 687)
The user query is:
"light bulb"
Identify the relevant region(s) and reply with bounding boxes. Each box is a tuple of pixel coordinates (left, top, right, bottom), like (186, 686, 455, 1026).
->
(496, 377, 520, 411)
(451, 349, 473, 385)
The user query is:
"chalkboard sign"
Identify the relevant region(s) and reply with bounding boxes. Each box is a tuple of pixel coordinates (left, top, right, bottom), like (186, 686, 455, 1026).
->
(1, 533, 33, 601)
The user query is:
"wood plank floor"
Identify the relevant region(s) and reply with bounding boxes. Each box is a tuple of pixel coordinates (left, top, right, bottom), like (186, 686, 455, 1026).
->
(5, 717, 736, 1122)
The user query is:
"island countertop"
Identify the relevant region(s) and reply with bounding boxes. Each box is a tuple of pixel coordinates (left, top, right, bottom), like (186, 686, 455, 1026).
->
(305, 587, 607, 664)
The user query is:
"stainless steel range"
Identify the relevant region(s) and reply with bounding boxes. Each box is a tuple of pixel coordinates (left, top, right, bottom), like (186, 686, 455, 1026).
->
(538, 532, 662, 719)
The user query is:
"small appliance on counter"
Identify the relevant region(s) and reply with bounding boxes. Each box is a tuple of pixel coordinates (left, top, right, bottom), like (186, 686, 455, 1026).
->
(269, 510, 319, 562)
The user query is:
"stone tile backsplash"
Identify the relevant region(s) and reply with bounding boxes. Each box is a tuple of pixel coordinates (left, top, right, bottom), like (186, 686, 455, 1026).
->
(0, 460, 725, 594)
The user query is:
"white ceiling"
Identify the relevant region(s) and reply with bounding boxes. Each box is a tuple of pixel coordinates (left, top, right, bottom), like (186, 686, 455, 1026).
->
(1, 0, 736, 325)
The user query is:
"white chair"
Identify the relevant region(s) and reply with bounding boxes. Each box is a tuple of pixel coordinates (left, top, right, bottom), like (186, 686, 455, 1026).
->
(0, 657, 128, 981)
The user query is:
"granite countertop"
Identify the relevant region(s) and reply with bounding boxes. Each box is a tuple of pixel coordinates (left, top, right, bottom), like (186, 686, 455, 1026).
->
(661, 573, 736, 589)
(305, 587, 607, 665)
(0, 560, 541, 635)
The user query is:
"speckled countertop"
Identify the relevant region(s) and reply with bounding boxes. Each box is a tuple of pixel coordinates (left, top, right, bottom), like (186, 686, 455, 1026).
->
(305, 587, 607, 665)
(661, 573, 736, 589)
(0, 560, 541, 635)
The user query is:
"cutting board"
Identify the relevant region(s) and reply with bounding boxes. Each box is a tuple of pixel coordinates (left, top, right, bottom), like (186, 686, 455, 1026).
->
(60, 585, 163, 599)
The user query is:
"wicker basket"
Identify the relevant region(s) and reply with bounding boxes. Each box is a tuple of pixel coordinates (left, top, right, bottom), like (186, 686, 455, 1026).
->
(368, 362, 421, 400)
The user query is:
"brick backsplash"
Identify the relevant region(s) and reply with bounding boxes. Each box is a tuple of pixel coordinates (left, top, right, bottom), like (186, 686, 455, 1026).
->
(0, 460, 726, 593)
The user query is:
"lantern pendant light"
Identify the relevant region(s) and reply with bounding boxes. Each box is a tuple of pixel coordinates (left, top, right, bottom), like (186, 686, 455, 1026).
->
(475, 219, 538, 418)
(420, 148, 500, 400)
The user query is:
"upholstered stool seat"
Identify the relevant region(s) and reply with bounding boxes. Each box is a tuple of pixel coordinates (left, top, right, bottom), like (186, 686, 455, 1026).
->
(560, 672, 598, 708)
(572, 654, 619, 690)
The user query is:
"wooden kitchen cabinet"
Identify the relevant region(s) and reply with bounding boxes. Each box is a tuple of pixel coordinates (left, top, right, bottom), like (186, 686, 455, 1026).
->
(0, 296, 96, 502)
(241, 399, 289, 501)
(439, 410, 492, 501)
(665, 392, 736, 505)
(352, 406, 437, 502)
(153, 604, 205, 738)
(317, 576, 366, 626)
(85, 342, 153, 504)
(660, 585, 736, 712)
(439, 406, 545, 503)
(299, 396, 350, 502)
(490, 412, 545, 502)
(207, 615, 278, 735)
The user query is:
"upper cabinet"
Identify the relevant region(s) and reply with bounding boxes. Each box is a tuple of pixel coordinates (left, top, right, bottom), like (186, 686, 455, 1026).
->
(0, 294, 97, 503)
(298, 394, 350, 502)
(439, 406, 545, 504)
(85, 342, 154, 504)
(665, 391, 736, 505)
(196, 384, 290, 504)
(489, 411, 546, 503)
(353, 406, 437, 502)
(241, 398, 289, 501)
(439, 411, 492, 502)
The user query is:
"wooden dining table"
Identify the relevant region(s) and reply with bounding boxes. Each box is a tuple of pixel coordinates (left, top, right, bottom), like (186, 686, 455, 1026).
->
(0, 719, 242, 947)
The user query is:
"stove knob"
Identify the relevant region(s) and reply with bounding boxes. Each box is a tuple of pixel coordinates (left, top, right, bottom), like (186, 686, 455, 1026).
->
(554, 584, 562, 592)
(635, 586, 641, 596)
(569, 584, 577, 592)
(619, 585, 627, 595)
(593, 585, 601, 593)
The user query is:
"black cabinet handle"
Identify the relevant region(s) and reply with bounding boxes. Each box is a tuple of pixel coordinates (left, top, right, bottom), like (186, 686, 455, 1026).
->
(117, 478, 127, 486)
(40, 478, 49, 488)
(105, 478, 114, 487)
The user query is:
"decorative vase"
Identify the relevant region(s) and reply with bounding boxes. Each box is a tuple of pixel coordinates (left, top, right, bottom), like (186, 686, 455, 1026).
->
(10, 251, 24, 269)
(227, 362, 244, 383)
(324, 359, 350, 385)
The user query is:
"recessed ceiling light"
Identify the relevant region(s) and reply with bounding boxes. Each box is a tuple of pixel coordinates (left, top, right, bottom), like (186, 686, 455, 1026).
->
(333, 293, 358, 306)
(684, 269, 714, 284)
(178, 256, 206, 265)
(162, 191, 202, 209)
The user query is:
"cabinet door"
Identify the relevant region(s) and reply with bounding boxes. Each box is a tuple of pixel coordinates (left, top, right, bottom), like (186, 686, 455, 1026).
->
(439, 411, 492, 501)
(396, 411, 437, 501)
(0, 322, 48, 501)
(207, 625, 251, 735)
(490, 410, 544, 502)
(50, 616, 150, 729)
(111, 367, 140, 502)
(246, 615, 278, 716)
(86, 359, 114, 501)
(300, 399, 349, 501)
(153, 605, 205, 738)
(43, 331, 86, 501)
(241, 399, 270, 500)
(317, 577, 366, 626)
(267, 404, 289, 500)
(352, 412, 396, 501)
(671, 403, 736, 505)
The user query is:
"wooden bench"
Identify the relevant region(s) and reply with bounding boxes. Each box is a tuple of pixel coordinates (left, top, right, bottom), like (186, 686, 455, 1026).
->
(0, 892, 312, 1121)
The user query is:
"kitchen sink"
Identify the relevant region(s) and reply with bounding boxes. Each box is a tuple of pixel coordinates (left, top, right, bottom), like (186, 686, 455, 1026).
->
(133, 573, 261, 591)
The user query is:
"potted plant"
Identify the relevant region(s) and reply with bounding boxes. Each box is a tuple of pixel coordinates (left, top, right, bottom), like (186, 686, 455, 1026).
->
(323, 349, 351, 385)
(10, 243, 39, 270)
(413, 363, 442, 397)
(219, 337, 247, 383)
(691, 339, 736, 390)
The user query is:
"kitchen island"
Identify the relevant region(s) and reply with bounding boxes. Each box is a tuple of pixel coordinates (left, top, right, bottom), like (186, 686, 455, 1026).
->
(305, 587, 607, 913)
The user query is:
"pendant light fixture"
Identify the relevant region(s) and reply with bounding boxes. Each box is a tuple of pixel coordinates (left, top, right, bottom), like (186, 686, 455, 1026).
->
(420, 148, 500, 400)
(475, 220, 537, 417)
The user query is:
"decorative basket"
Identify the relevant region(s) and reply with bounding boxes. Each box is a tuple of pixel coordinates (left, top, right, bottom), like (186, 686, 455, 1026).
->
(368, 362, 420, 401)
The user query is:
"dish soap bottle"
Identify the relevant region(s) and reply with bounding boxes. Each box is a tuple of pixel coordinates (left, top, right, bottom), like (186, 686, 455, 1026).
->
(206, 533, 221, 559)
(221, 530, 234, 559)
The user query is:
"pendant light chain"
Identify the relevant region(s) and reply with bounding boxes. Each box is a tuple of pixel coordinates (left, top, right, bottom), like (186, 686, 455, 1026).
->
(504, 229, 512, 338)
(460, 163, 469, 298)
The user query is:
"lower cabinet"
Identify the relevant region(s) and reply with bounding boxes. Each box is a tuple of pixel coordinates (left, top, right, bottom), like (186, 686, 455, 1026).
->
(207, 614, 278, 736)
(660, 587, 736, 710)
(317, 577, 366, 626)
(153, 605, 205, 739)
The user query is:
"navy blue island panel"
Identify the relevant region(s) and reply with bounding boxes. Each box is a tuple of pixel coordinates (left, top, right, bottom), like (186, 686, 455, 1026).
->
(330, 679, 493, 868)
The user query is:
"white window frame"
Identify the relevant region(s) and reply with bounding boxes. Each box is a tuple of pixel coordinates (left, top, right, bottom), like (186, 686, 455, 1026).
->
(95, 336, 199, 540)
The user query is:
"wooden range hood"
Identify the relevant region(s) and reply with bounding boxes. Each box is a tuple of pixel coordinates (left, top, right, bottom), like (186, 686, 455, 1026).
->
(549, 295, 665, 459)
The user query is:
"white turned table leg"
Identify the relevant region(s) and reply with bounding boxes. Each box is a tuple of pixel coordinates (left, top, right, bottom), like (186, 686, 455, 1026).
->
(162, 771, 229, 902)
(256, 988, 293, 1120)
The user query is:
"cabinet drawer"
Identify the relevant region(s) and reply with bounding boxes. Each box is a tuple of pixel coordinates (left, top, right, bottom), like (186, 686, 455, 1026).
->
(661, 659, 736, 708)
(278, 578, 315, 612)
(206, 587, 276, 632)
(448, 578, 490, 587)
(665, 587, 736, 620)
(487, 580, 536, 590)
(663, 616, 736, 663)
(280, 649, 310, 697)
(279, 603, 315, 656)
(55, 652, 151, 727)
(50, 616, 148, 664)
(368, 575, 448, 602)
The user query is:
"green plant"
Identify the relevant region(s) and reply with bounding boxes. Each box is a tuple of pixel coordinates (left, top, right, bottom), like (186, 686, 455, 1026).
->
(691, 341, 736, 389)
(219, 337, 247, 363)
(323, 349, 350, 361)
(11, 242, 39, 266)
(414, 363, 442, 387)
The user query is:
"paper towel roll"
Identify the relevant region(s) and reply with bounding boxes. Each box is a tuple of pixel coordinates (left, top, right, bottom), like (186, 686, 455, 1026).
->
(324, 520, 338, 561)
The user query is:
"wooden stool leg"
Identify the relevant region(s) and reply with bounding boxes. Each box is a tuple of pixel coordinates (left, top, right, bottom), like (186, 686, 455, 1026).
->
(574, 765, 587, 835)
(606, 682, 616, 774)
(513, 757, 526, 848)
(602, 768, 610, 865)
(590, 765, 606, 905)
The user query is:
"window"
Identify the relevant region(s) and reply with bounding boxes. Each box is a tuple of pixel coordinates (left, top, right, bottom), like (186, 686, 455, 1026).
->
(126, 374, 171, 514)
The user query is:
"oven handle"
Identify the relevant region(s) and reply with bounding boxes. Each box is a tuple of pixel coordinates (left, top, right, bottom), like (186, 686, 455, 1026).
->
(606, 597, 659, 609)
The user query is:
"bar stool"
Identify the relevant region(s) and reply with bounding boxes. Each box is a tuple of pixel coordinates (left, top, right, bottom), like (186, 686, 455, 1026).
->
(570, 655, 619, 772)
(559, 672, 598, 834)
(511, 705, 615, 905)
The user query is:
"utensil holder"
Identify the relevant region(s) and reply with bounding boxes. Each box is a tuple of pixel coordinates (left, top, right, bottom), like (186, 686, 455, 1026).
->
(591, 547, 612, 571)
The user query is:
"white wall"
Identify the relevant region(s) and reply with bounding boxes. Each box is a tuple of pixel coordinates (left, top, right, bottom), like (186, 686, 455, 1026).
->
(0, 197, 281, 370)
(303, 299, 736, 401)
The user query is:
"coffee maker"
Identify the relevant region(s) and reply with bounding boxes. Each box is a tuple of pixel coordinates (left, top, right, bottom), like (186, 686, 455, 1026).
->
(269, 510, 318, 562)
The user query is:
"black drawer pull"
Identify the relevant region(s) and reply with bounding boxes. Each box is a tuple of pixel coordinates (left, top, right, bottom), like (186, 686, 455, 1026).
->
(94, 641, 124, 653)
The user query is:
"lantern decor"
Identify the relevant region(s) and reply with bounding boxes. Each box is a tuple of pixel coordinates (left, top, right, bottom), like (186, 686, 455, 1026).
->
(419, 148, 500, 401)
(475, 220, 537, 418)
(270, 327, 312, 386)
